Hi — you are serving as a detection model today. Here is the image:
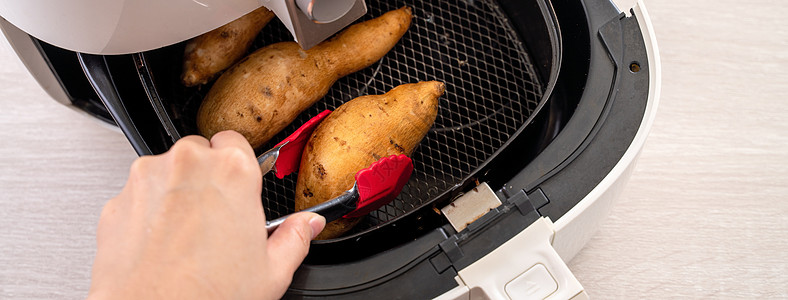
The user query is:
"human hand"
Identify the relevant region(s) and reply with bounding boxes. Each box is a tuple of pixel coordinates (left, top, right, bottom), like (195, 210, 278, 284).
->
(87, 131, 325, 300)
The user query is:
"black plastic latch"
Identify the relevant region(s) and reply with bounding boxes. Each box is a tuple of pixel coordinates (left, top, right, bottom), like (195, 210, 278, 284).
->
(439, 236, 464, 263)
(434, 188, 547, 272)
(509, 189, 534, 216)
(507, 188, 549, 217)
(528, 188, 549, 210)
(429, 252, 453, 274)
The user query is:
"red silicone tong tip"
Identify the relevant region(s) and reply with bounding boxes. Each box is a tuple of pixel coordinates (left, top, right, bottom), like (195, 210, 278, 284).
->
(345, 154, 414, 218)
(273, 110, 331, 179)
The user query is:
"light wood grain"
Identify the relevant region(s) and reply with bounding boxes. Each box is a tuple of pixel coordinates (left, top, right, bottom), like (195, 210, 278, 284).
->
(1, 0, 787, 298)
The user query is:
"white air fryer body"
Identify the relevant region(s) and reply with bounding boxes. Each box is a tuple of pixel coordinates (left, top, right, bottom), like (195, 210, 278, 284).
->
(0, 0, 364, 54)
(0, 0, 263, 54)
(0, 0, 660, 298)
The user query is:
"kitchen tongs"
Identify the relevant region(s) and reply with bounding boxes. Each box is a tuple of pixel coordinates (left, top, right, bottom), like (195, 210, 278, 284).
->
(257, 110, 332, 179)
(257, 110, 414, 235)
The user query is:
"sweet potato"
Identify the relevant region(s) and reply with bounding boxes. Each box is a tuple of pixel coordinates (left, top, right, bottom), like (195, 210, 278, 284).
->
(181, 7, 275, 87)
(197, 7, 413, 149)
(295, 81, 445, 240)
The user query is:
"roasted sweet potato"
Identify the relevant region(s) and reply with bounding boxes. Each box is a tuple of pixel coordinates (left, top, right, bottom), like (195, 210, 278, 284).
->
(295, 81, 445, 239)
(181, 7, 275, 87)
(197, 7, 413, 149)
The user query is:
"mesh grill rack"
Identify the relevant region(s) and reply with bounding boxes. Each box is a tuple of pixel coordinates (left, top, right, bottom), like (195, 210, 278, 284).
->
(153, 0, 544, 236)
(258, 0, 543, 234)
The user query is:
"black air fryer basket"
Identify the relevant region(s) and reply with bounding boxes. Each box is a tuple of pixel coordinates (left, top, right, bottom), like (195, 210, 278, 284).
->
(72, 0, 651, 297)
(140, 0, 551, 239)
(82, 0, 558, 247)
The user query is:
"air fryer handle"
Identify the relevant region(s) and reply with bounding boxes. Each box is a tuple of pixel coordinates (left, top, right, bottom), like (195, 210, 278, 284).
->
(434, 218, 588, 300)
(260, 0, 367, 50)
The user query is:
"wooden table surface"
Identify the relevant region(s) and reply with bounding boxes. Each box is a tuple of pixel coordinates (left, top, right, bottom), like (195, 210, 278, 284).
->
(1, 0, 786, 298)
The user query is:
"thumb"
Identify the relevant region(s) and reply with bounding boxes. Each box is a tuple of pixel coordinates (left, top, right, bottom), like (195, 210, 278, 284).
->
(266, 212, 326, 276)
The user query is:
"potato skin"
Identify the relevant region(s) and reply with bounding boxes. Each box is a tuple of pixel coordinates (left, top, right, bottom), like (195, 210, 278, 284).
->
(181, 7, 275, 87)
(296, 81, 445, 240)
(197, 7, 413, 149)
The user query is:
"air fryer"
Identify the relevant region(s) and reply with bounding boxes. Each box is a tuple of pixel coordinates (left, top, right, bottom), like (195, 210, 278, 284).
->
(0, 0, 660, 298)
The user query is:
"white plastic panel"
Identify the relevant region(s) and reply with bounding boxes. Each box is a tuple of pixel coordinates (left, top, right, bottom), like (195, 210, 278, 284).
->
(435, 218, 585, 300)
(0, 0, 260, 54)
(504, 264, 558, 298)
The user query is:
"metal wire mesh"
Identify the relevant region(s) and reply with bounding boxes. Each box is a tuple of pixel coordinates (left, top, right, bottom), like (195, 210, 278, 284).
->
(246, 0, 544, 233)
(150, 0, 543, 234)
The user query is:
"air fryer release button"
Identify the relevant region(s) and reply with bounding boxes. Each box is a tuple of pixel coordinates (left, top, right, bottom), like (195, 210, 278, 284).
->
(504, 263, 558, 299)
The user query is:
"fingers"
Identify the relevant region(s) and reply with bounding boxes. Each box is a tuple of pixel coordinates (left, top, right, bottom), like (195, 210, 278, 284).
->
(210, 130, 255, 157)
(174, 134, 211, 149)
(266, 212, 326, 276)
(208, 131, 262, 196)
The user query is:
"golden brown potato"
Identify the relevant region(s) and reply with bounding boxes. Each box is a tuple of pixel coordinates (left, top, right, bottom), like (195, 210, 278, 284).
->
(181, 7, 275, 87)
(295, 81, 445, 239)
(197, 7, 413, 149)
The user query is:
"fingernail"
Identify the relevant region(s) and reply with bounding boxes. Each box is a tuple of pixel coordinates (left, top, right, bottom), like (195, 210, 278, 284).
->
(308, 215, 326, 240)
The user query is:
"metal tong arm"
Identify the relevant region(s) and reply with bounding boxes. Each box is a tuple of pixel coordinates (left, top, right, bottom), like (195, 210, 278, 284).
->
(257, 144, 283, 175)
(265, 184, 359, 235)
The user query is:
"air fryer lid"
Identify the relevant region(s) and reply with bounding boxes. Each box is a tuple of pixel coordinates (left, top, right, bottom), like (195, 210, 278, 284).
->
(0, 0, 267, 54)
(134, 0, 555, 247)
